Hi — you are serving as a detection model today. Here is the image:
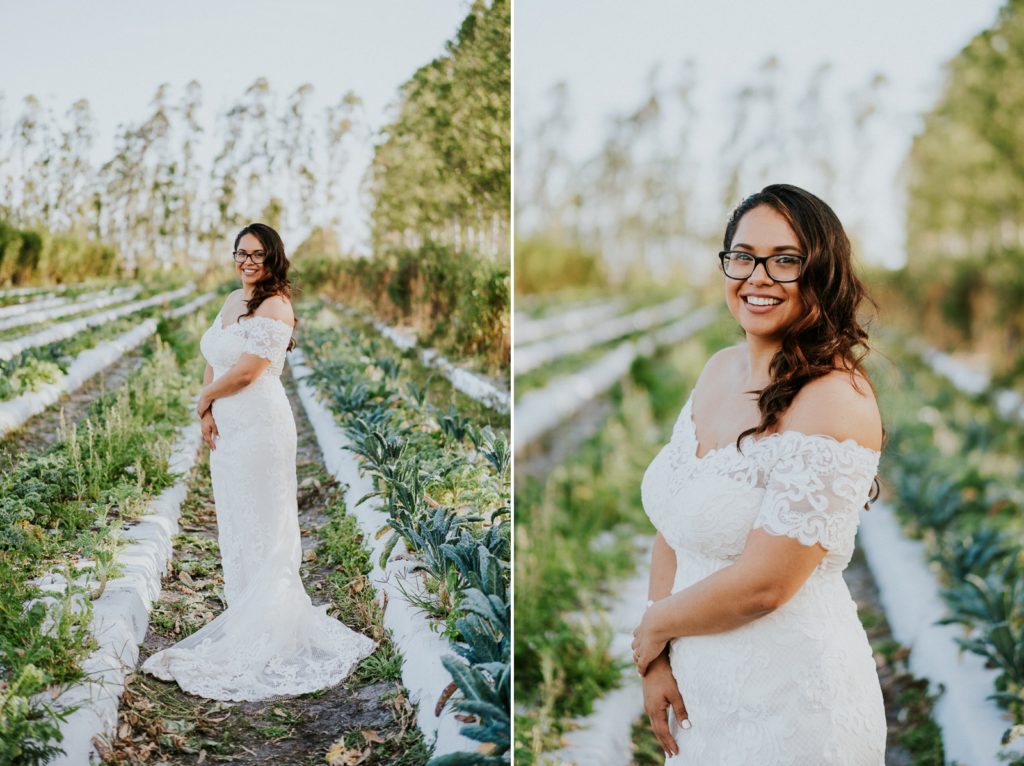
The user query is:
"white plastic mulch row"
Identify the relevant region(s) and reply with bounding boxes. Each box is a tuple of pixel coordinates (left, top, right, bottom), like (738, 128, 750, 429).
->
(0, 284, 74, 299)
(858, 502, 1016, 766)
(515, 297, 693, 376)
(0, 283, 195, 361)
(545, 538, 654, 766)
(515, 306, 719, 455)
(338, 303, 511, 414)
(27, 420, 204, 766)
(514, 297, 628, 346)
(290, 348, 479, 756)
(910, 340, 1024, 422)
(0, 292, 216, 437)
(0, 293, 71, 321)
(0, 286, 140, 332)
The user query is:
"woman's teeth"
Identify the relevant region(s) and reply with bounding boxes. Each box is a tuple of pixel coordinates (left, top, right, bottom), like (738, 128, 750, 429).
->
(745, 296, 782, 306)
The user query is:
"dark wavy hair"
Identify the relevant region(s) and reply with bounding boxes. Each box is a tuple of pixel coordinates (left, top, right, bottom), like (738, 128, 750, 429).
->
(725, 184, 881, 502)
(234, 222, 296, 351)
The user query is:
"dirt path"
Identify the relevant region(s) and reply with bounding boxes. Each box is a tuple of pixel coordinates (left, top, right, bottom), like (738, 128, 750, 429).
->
(98, 369, 429, 765)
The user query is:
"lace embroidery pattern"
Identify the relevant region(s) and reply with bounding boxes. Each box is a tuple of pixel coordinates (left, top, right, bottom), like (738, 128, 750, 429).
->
(640, 391, 886, 764)
(234, 315, 293, 372)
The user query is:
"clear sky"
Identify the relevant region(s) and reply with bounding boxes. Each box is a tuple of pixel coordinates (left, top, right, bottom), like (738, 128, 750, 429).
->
(0, 0, 471, 253)
(514, 0, 1006, 269)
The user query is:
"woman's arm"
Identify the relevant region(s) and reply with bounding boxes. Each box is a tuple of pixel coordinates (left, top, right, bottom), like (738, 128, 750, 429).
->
(644, 529, 828, 646)
(643, 533, 689, 757)
(203, 362, 213, 387)
(647, 532, 676, 602)
(197, 355, 270, 416)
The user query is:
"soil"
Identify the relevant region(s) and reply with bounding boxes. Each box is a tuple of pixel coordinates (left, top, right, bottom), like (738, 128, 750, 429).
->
(97, 368, 420, 765)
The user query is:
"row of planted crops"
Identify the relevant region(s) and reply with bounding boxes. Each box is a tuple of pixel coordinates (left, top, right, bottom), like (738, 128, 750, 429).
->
(0, 280, 219, 764)
(296, 302, 511, 764)
(0, 281, 510, 765)
(869, 333, 1024, 761)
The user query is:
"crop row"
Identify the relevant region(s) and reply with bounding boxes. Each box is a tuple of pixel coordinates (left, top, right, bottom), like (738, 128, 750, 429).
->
(333, 302, 510, 414)
(0, 301, 217, 764)
(0, 290, 213, 409)
(871, 340, 1024, 754)
(0, 286, 142, 335)
(0, 283, 194, 362)
(296, 304, 510, 764)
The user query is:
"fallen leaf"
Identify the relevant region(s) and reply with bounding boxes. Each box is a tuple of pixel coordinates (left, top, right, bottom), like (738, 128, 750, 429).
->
(118, 722, 132, 739)
(361, 729, 386, 743)
(325, 740, 371, 766)
(178, 571, 195, 586)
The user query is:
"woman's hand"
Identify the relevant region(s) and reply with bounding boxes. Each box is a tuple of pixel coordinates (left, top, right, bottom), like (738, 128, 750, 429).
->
(642, 651, 690, 758)
(200, 410, 219, 450)
(196, 389, 213, 419)
(632, 604, 669, 675)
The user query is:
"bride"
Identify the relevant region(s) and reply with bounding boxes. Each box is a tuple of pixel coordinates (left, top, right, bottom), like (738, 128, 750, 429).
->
(631, 184, 887, 764)
(141, 222, 376, 701)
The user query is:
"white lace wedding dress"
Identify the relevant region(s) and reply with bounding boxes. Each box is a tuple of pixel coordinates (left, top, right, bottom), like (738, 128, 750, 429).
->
(641, 392, 886, 765)
(140, 307, 377, 701)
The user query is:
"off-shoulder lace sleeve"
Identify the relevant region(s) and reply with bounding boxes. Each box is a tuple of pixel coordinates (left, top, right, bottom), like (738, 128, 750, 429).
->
(752, 433, 880, 553)
(241, 316, 293, 362)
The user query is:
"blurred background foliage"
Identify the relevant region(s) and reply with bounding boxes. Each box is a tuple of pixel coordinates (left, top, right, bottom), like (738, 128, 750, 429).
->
(516, 0, 1023, 379)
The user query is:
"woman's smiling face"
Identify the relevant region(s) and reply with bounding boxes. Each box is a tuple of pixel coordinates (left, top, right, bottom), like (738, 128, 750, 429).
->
(234, 232, 267, 287)
(724, 205, 806, 342)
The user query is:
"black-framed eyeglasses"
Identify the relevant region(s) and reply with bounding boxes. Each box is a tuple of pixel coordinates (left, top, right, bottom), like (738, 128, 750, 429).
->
(718, 250, 806, 283)
(233, 250, 267, 264)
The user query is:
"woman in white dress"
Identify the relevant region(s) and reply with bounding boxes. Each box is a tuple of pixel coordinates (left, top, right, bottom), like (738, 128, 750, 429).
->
(141, 223, 376, 701)
(631, 184, 887, 764)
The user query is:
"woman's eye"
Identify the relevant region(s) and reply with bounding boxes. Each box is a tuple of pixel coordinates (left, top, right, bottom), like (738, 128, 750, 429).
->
(774, 256, 800, 265)
(733, 253, 754, 262)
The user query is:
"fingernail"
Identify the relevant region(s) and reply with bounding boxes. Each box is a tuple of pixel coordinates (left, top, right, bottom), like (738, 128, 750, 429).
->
(682, 719, 692, 730)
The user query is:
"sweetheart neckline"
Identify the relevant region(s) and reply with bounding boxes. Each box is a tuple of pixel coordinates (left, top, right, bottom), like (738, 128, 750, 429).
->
(683, 395, 881, 461)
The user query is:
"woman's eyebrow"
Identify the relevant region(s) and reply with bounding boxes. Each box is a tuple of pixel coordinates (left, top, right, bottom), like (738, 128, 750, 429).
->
(732, 243, 801, 252)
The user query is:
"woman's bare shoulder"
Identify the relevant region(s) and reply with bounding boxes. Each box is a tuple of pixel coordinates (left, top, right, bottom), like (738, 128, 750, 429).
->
(782, 369, 882, 449)
(254, 294, 294, 325)
(693, 343, 744, 396)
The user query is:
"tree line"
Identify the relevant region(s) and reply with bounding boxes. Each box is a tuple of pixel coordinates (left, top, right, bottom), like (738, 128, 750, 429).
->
(365, 0, 510, 261)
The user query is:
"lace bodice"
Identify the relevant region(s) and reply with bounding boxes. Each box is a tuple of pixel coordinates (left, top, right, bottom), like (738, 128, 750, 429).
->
(642, 392, 880, 574)
(201, 309, 294, 377)
(640, 391, 886, 765)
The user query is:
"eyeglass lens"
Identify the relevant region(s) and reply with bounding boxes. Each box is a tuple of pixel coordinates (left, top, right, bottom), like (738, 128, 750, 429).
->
(721, 252, 802, 282)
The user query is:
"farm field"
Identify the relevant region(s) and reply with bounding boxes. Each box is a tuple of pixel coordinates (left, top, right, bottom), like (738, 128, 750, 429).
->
(0, 287, 510, 765)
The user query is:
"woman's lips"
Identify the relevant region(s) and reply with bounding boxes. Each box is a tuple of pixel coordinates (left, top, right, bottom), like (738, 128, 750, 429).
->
(741, 295, 784, 314)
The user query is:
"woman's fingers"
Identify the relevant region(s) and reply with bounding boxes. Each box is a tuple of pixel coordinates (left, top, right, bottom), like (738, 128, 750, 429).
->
(669, 687, 691, 730)
(647, 704, 678, 758)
